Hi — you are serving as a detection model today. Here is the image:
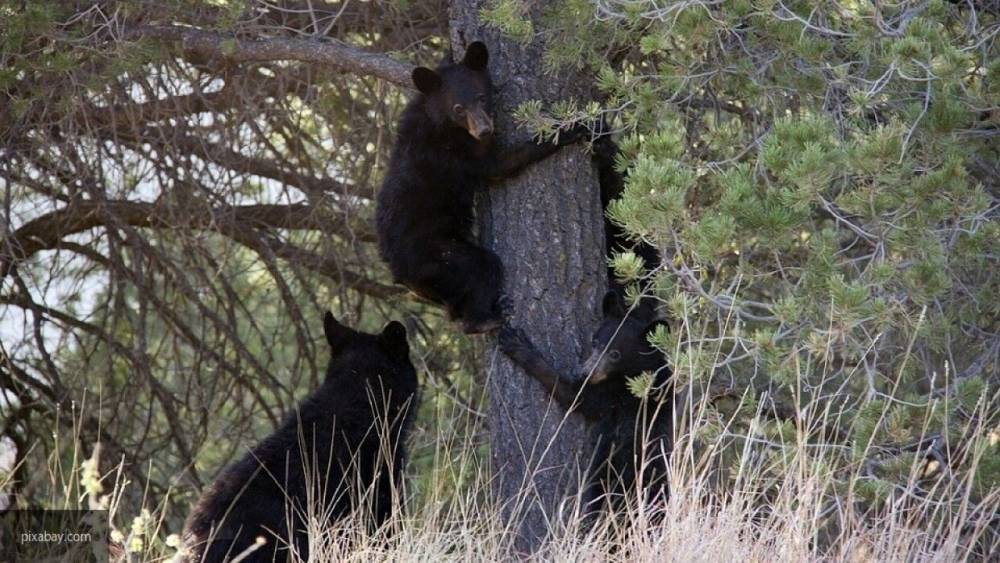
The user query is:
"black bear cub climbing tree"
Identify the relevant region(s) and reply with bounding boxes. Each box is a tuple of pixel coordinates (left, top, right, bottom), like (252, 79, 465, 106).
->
(375, 42, 585, 335)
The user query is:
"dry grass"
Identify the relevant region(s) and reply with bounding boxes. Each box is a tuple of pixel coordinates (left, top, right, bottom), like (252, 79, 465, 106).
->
(8, 346, 997, 562)
(271, 406, 997, 563)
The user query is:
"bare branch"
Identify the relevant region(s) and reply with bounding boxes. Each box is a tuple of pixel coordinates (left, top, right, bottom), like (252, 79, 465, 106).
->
(129, 25, 415, 89)
(0, 199, 399, 297)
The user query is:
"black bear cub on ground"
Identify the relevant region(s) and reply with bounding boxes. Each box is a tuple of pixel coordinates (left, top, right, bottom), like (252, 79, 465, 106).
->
(376, 41, 585, 334)
(182, 312, 417, 563)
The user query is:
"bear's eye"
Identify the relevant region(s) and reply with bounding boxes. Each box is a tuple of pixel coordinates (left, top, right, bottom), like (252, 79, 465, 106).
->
(453, 104, 465, 115)
(608, 350, 621, 362)
(477, 93, 487, 102)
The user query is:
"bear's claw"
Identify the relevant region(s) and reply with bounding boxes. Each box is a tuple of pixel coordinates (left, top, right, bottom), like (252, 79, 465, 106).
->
(498, 325, 534, 356)
(496, 294, 514, 318)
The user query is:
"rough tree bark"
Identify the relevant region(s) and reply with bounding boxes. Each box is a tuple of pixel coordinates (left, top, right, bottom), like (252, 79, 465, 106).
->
(449, 2, 607, 553)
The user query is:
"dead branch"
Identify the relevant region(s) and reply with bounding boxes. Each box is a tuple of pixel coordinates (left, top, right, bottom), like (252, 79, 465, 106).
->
(129, 25, 415, 89)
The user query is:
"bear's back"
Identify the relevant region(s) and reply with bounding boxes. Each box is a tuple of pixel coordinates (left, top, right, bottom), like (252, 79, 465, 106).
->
(182, 327, 417, 562)
(374, 86, 492, 271)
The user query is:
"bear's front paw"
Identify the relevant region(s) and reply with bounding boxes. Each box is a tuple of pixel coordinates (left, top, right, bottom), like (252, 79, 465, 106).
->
(556, 123, 589, 146)
(592, 131, 617, 160)
(498, 325, 534, 358)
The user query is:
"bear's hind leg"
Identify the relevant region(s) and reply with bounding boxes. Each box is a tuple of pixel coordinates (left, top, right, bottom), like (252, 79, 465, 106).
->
(407, 258, 467, 321)
(405, 241, 504, 334)
(455, 246, 505, 334)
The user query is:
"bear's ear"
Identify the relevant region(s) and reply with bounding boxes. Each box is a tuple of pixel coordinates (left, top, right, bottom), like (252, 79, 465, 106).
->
(323, 311, 354, 352)
(462, 41, 489, 71)
(602, 290, 626, 318)
(380, 320, 410, 358)
(412, 67, 442, 94)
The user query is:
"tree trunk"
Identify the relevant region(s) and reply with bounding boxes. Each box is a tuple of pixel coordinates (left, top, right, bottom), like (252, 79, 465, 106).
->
(449, 3, 607, 554)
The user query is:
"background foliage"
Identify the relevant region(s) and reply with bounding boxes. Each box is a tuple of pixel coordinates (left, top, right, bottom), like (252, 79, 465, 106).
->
(0, 0, 481, 527)
(509, 0, 999, 536)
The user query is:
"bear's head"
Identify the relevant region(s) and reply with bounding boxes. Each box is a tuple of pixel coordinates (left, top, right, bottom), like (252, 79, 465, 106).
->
(411, 41, 494, 142)
(322, 311, 417, 393)
(578, 290, 670, 384)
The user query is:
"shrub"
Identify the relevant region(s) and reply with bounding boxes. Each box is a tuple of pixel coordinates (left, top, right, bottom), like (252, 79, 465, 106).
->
(511, 0, 999, 547)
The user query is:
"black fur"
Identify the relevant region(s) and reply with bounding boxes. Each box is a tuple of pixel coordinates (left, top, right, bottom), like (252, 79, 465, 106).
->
(586, 133, 669, 397)
(592, 135, 661, 292)
(499, 318, 671, 515)
(182, 313, 418, 562)
(376, 41, 585, 334)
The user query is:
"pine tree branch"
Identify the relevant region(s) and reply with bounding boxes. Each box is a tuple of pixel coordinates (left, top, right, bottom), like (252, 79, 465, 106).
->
(934, 337, 1000, 398)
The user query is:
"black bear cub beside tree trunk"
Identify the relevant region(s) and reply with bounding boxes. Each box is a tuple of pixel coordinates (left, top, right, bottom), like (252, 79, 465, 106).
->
(500, 138, 673, 516)
(499, 290, 673, 516)
(182, 313, 418, 563)
(375, 41, 585, 334)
